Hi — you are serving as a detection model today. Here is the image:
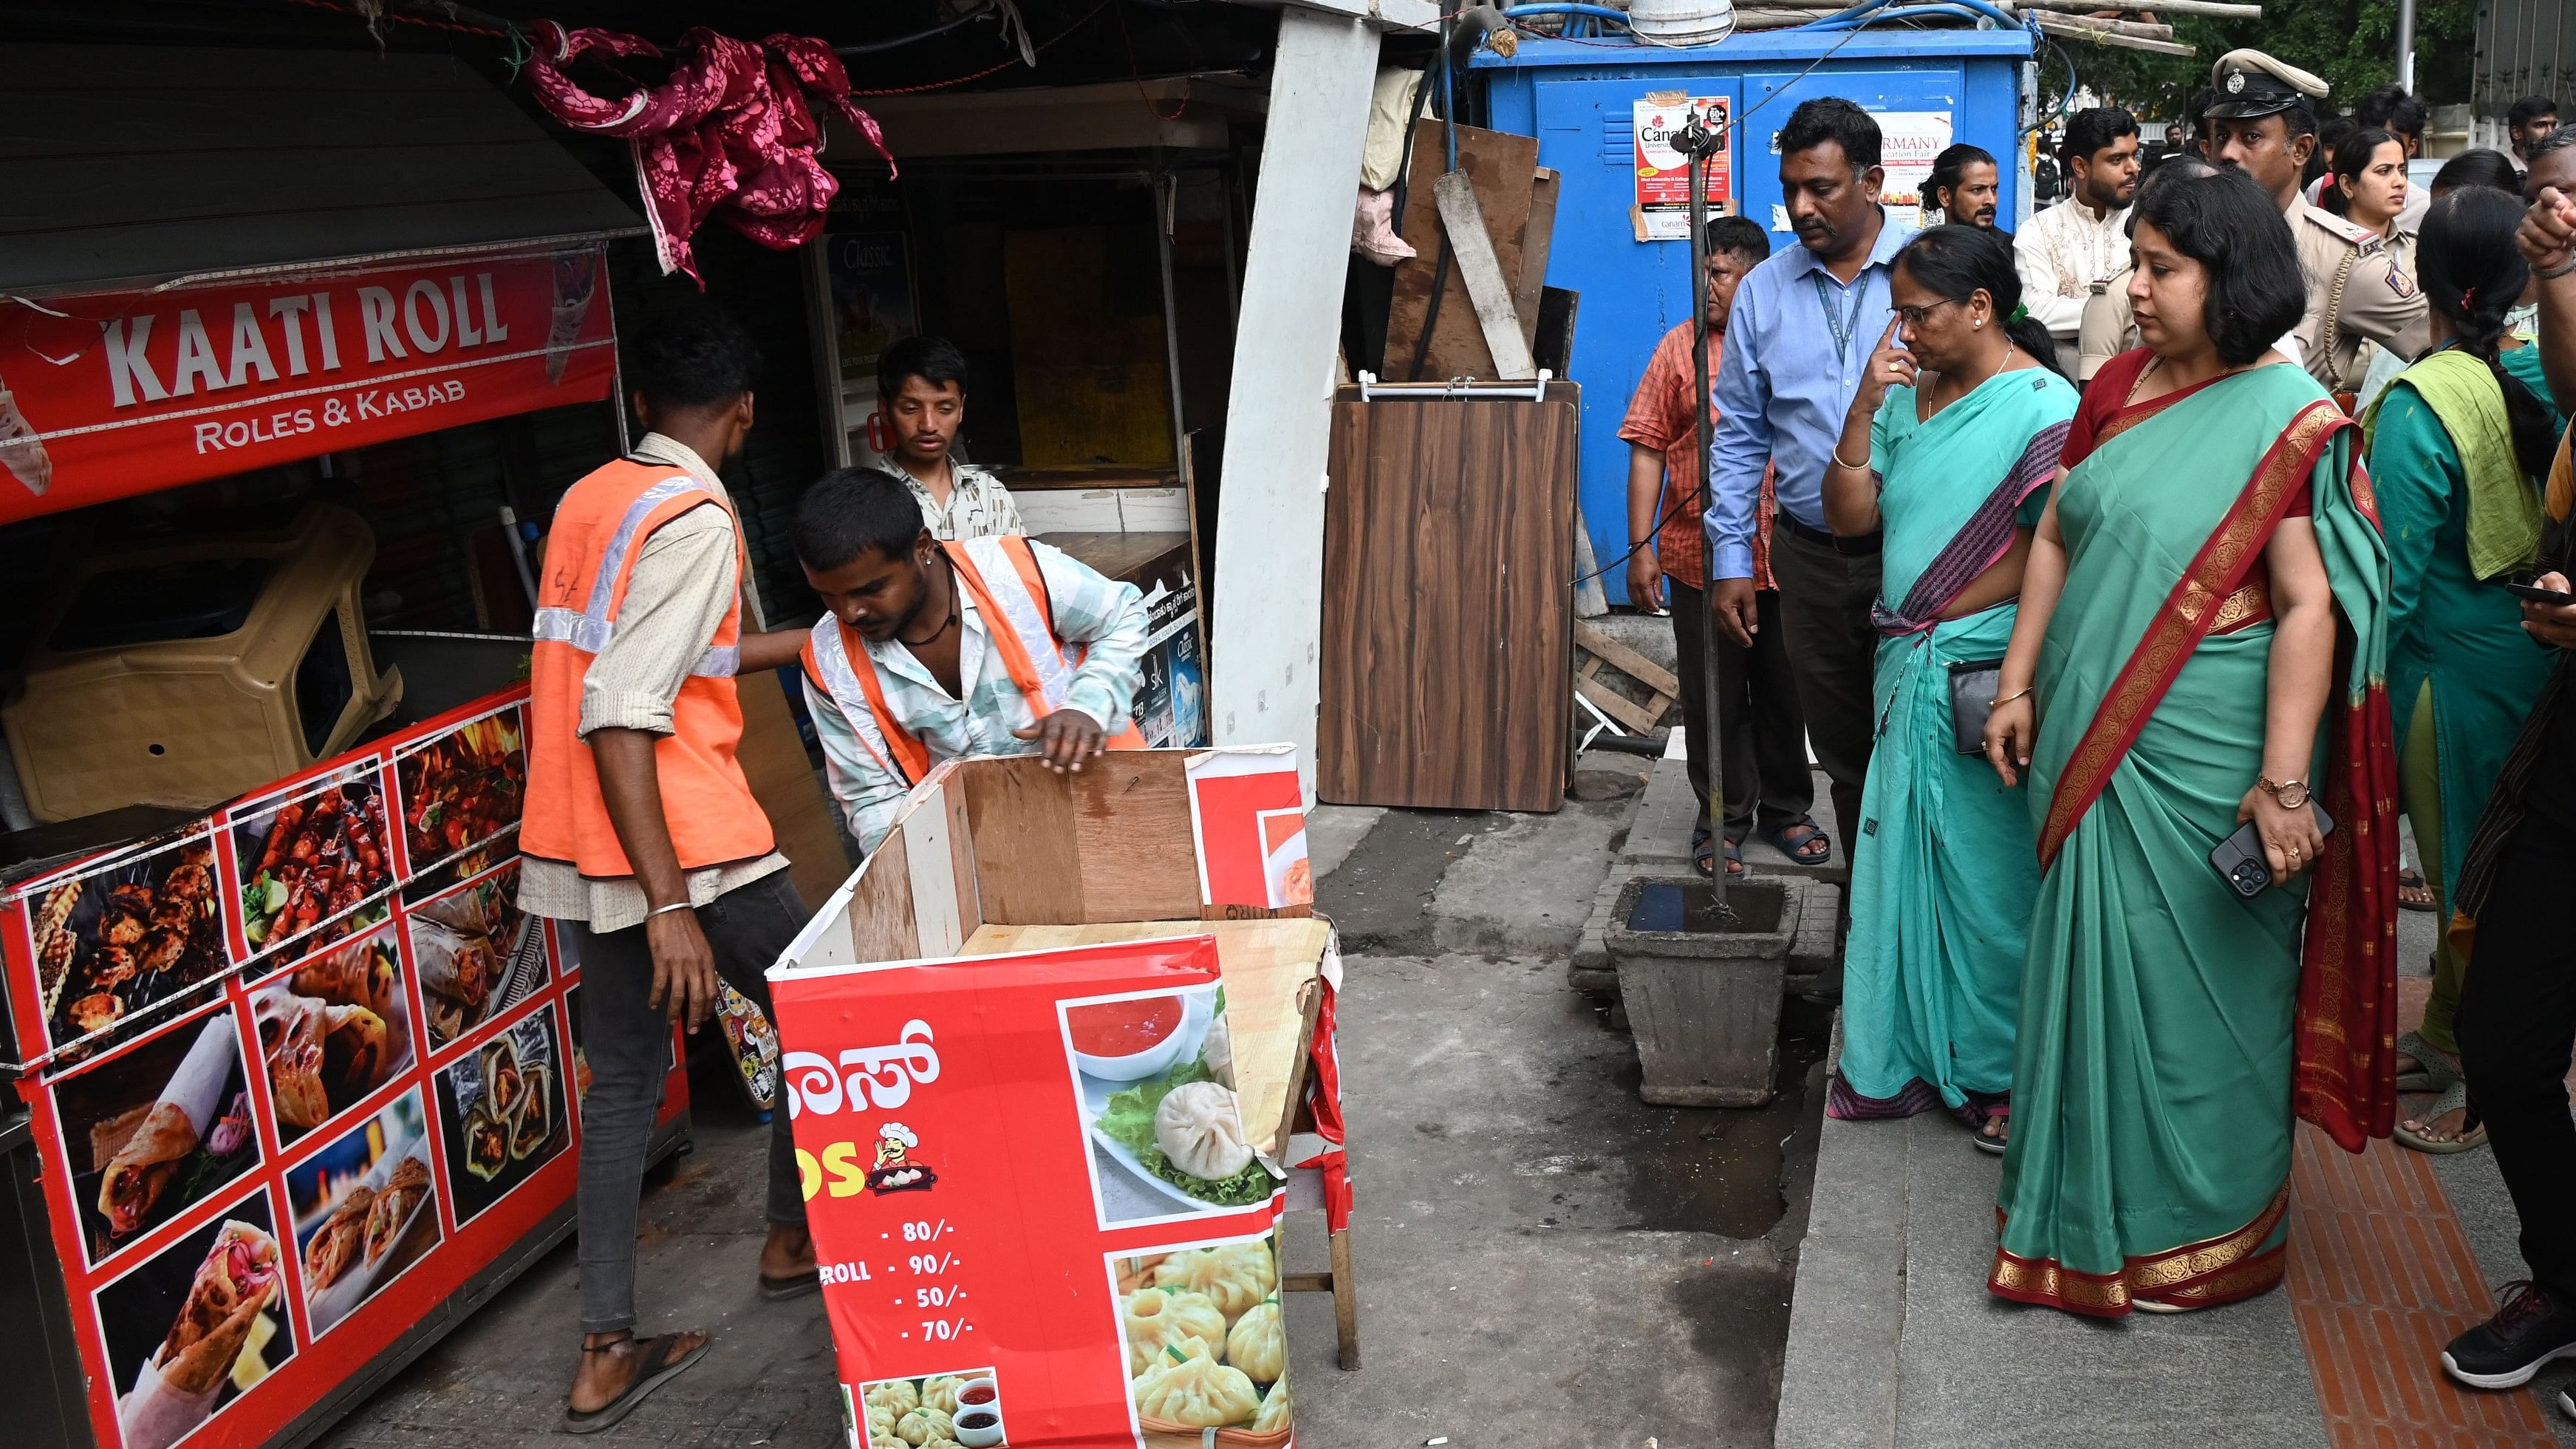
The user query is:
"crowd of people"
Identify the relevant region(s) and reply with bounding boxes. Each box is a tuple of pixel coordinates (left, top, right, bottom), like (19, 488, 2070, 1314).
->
(1621, 47, 2576, 1412)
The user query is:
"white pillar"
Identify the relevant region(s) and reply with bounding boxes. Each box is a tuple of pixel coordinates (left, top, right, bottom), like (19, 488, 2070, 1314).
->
(1209, 7, 1379, 799)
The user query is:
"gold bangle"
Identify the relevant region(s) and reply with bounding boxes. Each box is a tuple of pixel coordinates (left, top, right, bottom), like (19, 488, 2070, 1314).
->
(1831, 448, 1870, 471)
(1988, 685, 2034, 707)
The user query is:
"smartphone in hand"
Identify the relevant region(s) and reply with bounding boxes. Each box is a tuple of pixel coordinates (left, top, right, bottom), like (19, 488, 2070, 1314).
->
(2210, 803, 2337, 898)
(2504, 581, 2576, 607)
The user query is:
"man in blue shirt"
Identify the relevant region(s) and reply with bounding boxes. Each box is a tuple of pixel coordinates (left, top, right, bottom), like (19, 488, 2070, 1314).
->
(1707, 98, 1907, 859)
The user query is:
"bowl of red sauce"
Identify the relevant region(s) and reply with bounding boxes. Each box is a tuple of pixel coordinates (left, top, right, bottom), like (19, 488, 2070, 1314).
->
(1065, 991, 1208, 1081)
(953, 1378, 1003, 1445)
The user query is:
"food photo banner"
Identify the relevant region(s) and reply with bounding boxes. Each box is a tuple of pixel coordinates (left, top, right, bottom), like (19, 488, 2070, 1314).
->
(0, 681, 691, 1449)
(0, 245, 614, 522)
(769, 936, 1298, 1448)
(7, 692, 530, 1071)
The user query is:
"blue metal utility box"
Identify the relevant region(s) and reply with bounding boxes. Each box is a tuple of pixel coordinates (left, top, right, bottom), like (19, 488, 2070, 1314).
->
(1476, 28, 2035, 604)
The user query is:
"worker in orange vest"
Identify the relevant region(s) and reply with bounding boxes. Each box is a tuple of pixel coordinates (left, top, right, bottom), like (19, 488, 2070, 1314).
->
(790, 466, 1150, 854)
(518, 300, 817, 1433)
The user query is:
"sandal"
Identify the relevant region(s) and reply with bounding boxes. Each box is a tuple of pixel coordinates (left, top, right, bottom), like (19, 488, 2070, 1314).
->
(2398, 867, 2436, 913)
(564, 1332, 710, 1434)
(2394, 1079, 2488, 1154)
(1763, 817, 1834, 866)
(2396, 1029, 2461, 1094)
(1972, 1102, 2009, 1156)
(1692, 827, 1715, 880)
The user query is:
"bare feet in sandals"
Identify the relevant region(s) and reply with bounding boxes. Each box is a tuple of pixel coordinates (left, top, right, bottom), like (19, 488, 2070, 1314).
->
(567, 1329, 710, 1433)
(1973, 1104, 2009, 1155)
(2396, 1080, 2488, 1153)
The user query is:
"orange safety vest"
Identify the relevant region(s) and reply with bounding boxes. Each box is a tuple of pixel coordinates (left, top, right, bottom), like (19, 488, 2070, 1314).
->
(798, 534, 1147, 786)
(522, 458, 776, 879)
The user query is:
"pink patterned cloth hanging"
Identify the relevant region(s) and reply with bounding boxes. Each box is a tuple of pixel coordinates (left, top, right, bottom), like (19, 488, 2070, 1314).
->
(523, 20, 896, 282)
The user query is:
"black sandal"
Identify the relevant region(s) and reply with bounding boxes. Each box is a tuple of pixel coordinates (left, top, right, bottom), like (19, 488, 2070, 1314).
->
(1764, 817, 1834, 865)
(563, 1332, 709, 1435)
(1972, 1103, 2010, 1156)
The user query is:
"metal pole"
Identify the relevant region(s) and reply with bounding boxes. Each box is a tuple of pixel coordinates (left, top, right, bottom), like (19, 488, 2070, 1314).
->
(1153, 171, 1191, 477)
(1678, 106, 1728, 910)
(2395, 0, 2416, 94)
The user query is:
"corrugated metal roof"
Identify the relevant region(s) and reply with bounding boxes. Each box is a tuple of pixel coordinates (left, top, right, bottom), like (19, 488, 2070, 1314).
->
(0, 43, 644, 296)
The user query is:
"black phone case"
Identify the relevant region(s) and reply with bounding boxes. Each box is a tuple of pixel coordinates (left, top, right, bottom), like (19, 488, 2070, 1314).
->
(2208, 802, 2337, 897)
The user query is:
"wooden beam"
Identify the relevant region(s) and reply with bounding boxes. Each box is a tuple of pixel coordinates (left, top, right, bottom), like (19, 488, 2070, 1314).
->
(2030, 13, 2196, 53)
(1574, 621, 1681, 700)
(1575, 674, 1663, 736)
(2014, 0, 2258, 14)
(1432, 169, 1540, 381)
(2028, 11, 2175, 39)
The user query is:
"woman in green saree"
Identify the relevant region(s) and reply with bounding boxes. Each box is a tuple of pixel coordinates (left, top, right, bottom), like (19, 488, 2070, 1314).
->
(1820, 225, 2077, 1142)
(1981, 168, 2401, 1316)
(2359, 185, 2565, 1153)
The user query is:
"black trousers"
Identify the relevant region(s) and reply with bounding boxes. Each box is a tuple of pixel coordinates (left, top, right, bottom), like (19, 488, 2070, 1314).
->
(1671, 580, 1812, 840)
(1766, 525, 1884, 850)
(2457, 822, 2576, 1299)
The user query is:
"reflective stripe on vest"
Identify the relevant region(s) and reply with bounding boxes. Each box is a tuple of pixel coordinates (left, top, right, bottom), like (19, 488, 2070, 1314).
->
(804, 613, 926, 785)
(952, 534, 1081, 710)
(528, 473, 739, 677)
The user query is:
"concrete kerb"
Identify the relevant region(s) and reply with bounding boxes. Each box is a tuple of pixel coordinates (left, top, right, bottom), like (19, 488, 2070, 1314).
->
(1774, 1012, 1904, 1449)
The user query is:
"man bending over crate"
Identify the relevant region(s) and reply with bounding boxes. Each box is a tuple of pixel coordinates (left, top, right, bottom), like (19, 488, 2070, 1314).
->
(792, 466, 1151, 854)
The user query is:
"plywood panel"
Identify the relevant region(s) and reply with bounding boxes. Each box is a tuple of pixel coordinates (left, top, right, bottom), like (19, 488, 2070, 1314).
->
(959, 917, 1331, 1157)
(961, 760, 1086, 924)
(1067, 756, 1203, 923)
(844, 823, 920, 964)
(1316, 385, 1579, 811)
(1382, 121, 1540, 382)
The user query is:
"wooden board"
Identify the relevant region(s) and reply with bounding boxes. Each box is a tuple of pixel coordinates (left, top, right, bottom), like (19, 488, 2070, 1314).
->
(1316, 384, 1579, 811)
(957, 917, 1331, 1158)
(836, 768, 982, 964)
(1381, 120, 1539, 382)
(1514, 167, 1559, 351)
(958, 754, 1204, 924)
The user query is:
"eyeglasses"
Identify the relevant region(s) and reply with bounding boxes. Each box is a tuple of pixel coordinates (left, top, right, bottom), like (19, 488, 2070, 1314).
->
(1894, 297, 1969, 329)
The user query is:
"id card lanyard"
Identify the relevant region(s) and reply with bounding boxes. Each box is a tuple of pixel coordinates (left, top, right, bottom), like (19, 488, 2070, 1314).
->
(1813, 270, 1868, 369)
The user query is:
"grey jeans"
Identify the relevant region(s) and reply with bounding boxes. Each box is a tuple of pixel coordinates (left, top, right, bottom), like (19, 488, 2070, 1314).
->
(573, 869, 808, 1334)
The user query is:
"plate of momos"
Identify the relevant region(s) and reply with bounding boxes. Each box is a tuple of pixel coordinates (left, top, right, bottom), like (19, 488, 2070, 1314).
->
(857, 1368, 1006, 1448)
(1114, 1238, 1293, 1445)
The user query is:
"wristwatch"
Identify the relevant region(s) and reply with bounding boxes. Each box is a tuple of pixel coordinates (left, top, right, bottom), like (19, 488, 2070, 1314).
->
(2256, 776, 2312, 810)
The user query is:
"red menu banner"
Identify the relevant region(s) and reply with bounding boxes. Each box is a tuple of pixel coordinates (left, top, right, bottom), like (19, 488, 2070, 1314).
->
(771, 936, 1296, 1448)
(0, 247, 615, 522)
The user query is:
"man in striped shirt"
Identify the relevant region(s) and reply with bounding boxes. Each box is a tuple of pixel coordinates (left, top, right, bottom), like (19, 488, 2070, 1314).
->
(790, 468, 1149, 854)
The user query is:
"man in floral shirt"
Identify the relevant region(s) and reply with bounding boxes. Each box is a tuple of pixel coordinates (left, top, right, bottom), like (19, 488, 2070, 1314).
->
(869, 335, 1026, 539)
(1620, 215, 1813, 879)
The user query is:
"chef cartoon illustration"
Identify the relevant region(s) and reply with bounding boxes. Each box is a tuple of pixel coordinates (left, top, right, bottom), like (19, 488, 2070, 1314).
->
(867, 1121, 937, 1194)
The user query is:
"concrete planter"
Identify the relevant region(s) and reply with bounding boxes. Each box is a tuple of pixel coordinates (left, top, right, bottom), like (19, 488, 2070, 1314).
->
(1606, 876, 1803, 1107)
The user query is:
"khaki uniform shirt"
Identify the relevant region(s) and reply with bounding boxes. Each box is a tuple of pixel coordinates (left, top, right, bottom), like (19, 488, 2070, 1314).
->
(2289, 194, 2428, 390)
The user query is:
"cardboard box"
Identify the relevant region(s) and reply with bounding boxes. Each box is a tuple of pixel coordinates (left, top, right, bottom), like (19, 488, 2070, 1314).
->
(1044, 532, 1205, 749)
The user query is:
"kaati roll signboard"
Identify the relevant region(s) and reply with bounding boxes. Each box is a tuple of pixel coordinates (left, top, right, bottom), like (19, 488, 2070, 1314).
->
(0, 246, 614, 522)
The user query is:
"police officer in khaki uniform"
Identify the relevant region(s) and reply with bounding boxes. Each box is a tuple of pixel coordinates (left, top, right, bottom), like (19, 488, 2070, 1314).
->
(2080, 52, 2428, 394)
(2205, 48, 2428, 395)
